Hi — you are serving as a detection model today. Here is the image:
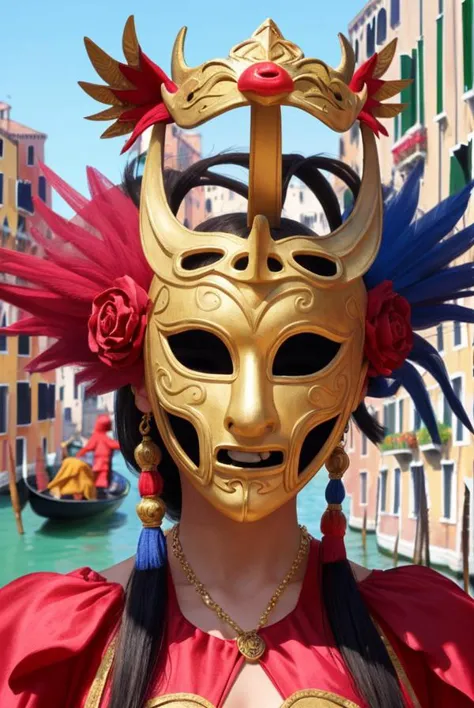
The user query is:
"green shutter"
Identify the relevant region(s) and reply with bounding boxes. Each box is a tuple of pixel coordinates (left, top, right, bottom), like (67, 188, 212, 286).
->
(417, 38, 425, 125)
(411, 48, 418, 126)
(437, 15, 444, 114)
(394, 113, 400, 142)
(400, 54, 413, 135)
(462, 0, 473, 92)
(450, 153, 467, 195)
(343, 189, 354, 210)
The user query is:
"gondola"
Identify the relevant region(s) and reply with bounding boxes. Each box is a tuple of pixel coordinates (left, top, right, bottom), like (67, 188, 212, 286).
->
(25, 470, 130, 521)
(0, 475, 29, 511)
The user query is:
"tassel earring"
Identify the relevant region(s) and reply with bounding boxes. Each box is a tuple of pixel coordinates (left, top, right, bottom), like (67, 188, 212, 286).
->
(321, 439, 350, 564)
(134, 413, 167, 571)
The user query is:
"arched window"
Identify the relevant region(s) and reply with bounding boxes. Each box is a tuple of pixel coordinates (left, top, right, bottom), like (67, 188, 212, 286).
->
(391, 0, 400, 28)
(377, 8, 387, 45)
(366, 18, 376, 57)
(354, 38, 360, 64)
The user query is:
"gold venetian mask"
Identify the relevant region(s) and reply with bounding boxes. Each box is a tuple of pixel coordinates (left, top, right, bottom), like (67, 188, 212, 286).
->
(82, 18, 406, 521)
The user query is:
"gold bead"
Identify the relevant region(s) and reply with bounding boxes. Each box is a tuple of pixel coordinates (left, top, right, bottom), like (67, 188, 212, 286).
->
(134, 436, 162, 471)
(326, 444, 350, 479)
(136, 496, 165, 528)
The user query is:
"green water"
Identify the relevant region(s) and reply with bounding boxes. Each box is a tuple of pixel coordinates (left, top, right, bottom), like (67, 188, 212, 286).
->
(0, 455, 394, 587)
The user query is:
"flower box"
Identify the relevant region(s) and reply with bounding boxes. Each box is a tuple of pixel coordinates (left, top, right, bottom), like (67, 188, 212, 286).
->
(380, 432, 417, 456)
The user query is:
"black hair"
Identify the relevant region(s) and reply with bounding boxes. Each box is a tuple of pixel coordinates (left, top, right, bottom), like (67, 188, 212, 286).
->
(110, 154, 404, 708)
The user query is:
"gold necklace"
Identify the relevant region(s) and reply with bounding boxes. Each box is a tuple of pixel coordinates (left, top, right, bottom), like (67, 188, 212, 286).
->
(171, 524, 310, 662)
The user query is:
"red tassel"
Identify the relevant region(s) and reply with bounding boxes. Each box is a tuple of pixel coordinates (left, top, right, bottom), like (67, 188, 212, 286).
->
(321, 506, 347, 563)
(138, 470, 164, 497)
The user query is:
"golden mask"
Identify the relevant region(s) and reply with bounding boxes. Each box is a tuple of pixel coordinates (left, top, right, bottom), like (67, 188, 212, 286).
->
(82, 19, 405, 521)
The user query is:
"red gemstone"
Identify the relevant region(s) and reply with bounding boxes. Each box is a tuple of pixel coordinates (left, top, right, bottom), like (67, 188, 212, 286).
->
(238, 62, 294, 97)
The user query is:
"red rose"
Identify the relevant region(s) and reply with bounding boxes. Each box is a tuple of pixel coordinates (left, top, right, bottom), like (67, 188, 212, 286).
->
(364, 280, 413, 378)
(88, 275, 151, 369)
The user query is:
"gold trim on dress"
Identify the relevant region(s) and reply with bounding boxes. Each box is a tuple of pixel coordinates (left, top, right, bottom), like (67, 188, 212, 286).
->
(84, 635, 117, 708)
(281, 689, 360, 707)
(373, 620, 422, 708)
(146, 695, 215, 707)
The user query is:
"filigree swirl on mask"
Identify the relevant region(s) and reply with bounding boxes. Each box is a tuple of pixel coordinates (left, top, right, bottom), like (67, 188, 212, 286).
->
(307, 374, 348, 411)
(195, 286, 222, 312)
(156, 367, 207, 405)
(293, 288, 315, 313)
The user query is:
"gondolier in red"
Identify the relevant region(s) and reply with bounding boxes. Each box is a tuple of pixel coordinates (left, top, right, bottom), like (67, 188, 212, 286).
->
(76, 414, 120, 490)
(0, 16, 473, 708)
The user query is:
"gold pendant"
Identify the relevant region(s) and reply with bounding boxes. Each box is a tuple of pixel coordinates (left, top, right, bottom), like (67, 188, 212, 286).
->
(236, 631, 266, 662)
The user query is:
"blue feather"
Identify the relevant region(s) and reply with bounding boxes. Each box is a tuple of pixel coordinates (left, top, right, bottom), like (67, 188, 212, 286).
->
(396, 362, 441, 443)
(399, 263, 474, 304)
(394, 224, 474, 291)
(411, 304, 474, 330)
(367, 377, 402, 398)
(409, 334, 474, 434)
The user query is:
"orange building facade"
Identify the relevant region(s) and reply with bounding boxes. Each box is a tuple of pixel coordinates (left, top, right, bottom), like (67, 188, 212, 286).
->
(339, 0, 474, 575)
(0, 102, 60, 486)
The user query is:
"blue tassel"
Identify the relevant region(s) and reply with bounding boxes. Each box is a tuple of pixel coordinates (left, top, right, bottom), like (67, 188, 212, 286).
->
(135, 526, 167, 571)
(325, 479, 345, 504)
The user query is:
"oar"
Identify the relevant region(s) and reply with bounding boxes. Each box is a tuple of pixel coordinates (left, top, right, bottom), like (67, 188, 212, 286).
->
(8, 442, 24, 535)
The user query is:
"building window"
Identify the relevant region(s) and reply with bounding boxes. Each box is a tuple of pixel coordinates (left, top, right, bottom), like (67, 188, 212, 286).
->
(393, 468, 401, 514)
(0, 385, 7, 434)
(0, 173, 3, 205)
(449, 143, 472, 195)
(299, 191, 304, 204)
(64, 406, 72, 423)
(414, 407, 422, 431)
(343, 189, 354, 212)
(377, 8, 387, 45)
(391, 0, 400, 28)
(436, 12, 444, 115)
(0, 138, 3, 159)
(38, 175, 47, 202)
(205, 198, 212, 213)
(361, 433, 368, 456)
(454, 320, 462, 347)
(354, 38, 359, 64)
(462, 0, 473, 93)
(366, 18, 376, 58)
(384, 401, 396, 434)
(38, 383, 49, 421)
(452, 376, 464, 442)
(48, 384, 56, 419)
(2, 217, 10, 246)
(417, 38, 425, 126)
(442, 462, 455, 520)
(397, 399, 404, 433)
(16, 438, 26, 469)
(17, 181, 34, 214)
(42, 436, 48, 460)
(411, 465, 423, 516)
(436, 324, 444, 352)
(18, 335, 30, 356)
(59, 385, 64, 402)
(17, 382, 31, 426)
(27, 145, 35, 166)
(360, 472, 368, 505)
(400, 54, 417, 135)
(380, 470, 388, 512)
(0, 312, 7, 353)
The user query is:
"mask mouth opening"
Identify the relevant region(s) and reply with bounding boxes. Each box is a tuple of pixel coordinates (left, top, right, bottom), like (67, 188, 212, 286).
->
(216, 449, 284, 469)
(298, 416, 339, 474)
(167, 412, 200, 467)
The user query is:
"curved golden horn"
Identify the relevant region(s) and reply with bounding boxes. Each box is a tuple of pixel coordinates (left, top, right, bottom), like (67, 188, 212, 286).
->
(171, 27, 193, 85)
(318, 124, 382, 281)
(335, 33, 355, 84)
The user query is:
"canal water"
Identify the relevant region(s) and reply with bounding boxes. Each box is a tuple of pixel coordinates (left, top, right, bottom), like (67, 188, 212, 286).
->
(0, 455, 395, 587)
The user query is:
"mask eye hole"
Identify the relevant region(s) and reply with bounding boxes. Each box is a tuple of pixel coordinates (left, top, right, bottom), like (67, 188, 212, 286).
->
(293, 254, 338, 277)
(167, 330, 233, 375)
(272, 333, 341, 377)
(181, 251, 224, 270)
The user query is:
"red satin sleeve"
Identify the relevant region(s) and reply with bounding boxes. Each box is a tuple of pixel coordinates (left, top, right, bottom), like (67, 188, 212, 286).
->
(360, 565, 474, 707)
(0, 567, 124, 707)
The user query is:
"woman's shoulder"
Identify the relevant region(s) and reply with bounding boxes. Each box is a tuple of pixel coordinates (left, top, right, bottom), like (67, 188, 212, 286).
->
(0, 567, 124, 706)
(359, 563, 474, 705)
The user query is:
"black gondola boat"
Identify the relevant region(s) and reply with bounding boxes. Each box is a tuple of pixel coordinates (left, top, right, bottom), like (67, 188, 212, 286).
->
(25, 470, 130, 521)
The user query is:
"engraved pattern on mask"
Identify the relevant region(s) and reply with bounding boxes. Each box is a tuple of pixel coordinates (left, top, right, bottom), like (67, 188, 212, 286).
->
(156, 366, 207, 405)
(307, 374, 348, 411)
(294, 287, 315, 313)
(195, 286, 222, 312)
(155, 285, 170, 314)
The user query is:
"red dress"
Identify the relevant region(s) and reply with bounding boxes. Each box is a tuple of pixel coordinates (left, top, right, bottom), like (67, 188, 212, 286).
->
(0, 540, 473, 707)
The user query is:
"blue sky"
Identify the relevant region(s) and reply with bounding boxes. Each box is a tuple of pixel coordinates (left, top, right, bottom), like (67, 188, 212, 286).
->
(4, 0, 358, 209)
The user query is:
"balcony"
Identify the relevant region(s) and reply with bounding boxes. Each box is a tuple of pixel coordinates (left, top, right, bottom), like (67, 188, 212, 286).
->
(381, 432, 418, 459)
(392, 125, 427, 173)
(416, 424, 451, 456)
